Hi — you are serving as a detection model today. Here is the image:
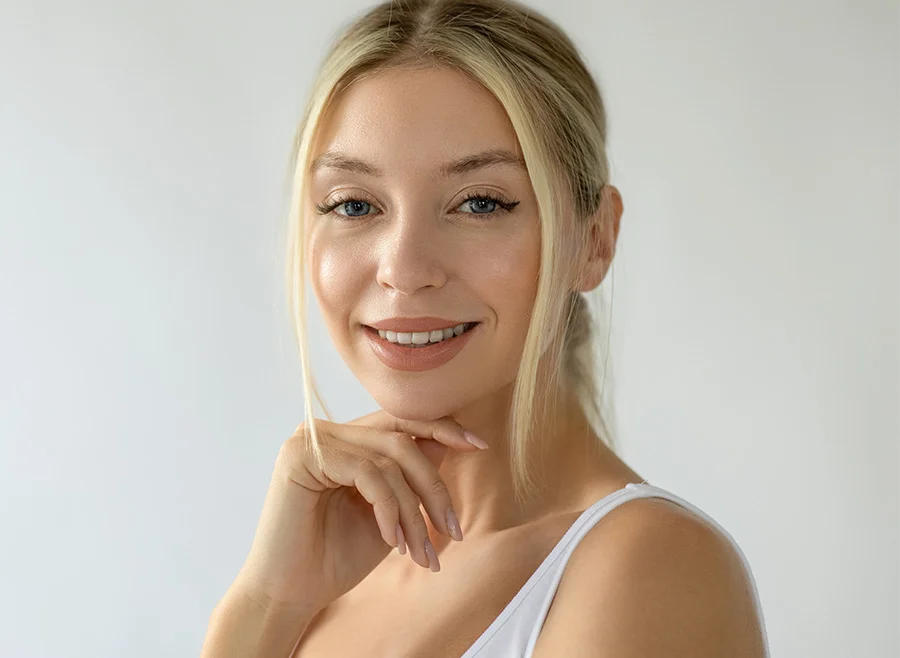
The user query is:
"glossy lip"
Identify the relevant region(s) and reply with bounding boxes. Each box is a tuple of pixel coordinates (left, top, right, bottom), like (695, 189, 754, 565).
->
(367, 316, 474, 333)
(363, 322, 480, 372)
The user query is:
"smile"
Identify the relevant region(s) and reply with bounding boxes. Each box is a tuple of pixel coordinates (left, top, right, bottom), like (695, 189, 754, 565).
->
(375, 322, 478, 347)
(362, 322, 481, 371)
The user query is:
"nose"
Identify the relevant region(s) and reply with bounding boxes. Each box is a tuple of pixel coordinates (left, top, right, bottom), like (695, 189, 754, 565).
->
(375, 213, 448, 296)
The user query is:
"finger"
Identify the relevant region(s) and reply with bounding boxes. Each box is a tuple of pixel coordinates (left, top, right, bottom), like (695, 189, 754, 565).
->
(282, 436, 403, 552)
(333, 451, 432, 569)
(376, 434, 459, 544)
(373, 456, 436, 570)
(312, 420, 462, 544)
(350, 458, 409, 554)
(332, 424, 459, 543)
(346, 412, 488, 452)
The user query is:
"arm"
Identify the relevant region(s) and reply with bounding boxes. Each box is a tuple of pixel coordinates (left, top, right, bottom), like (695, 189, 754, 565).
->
(532, 498, 767, 657)
(200, 579, 319, 658)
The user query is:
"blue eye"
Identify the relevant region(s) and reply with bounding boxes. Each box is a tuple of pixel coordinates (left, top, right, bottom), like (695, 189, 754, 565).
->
(335, 199, 371, 217)
(458, 192, 520, 217)
(314, 192, 520, 220)
(461, 196, 498, 214)
(315, 195, 375, 218)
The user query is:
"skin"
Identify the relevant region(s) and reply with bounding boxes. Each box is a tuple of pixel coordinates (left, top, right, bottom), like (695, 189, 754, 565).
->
(307, 64, 632, 548)
(300, 65, 766, 656)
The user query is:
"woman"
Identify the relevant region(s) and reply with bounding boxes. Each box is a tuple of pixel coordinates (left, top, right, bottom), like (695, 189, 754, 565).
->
(201, 0, 770, 656)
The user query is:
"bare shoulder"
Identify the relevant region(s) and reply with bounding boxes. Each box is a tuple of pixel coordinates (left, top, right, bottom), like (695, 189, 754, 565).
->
(532, 496, 767, 658)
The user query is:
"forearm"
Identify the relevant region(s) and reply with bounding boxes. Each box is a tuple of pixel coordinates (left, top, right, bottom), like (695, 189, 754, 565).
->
(200, 586, 316, 658)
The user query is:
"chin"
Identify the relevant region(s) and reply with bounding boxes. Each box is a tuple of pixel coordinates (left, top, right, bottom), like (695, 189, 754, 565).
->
(370, 389, 466, 423)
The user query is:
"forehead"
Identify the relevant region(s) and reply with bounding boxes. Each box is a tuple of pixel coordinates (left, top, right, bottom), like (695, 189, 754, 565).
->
(311, 66, 522, 178)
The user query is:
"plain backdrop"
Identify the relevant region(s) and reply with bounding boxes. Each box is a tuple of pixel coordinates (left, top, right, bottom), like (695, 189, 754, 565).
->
(1, 0, 897, 656)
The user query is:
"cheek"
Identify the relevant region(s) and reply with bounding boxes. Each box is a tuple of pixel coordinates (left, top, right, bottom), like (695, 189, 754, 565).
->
(470, 228, 541, 329)
(309, 235, 367, 331)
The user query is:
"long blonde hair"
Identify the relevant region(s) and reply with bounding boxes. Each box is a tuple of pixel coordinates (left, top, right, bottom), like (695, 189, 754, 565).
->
(285, 0, 616, 504)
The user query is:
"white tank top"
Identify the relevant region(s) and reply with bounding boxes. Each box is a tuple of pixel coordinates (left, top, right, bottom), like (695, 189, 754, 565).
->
(460, 482, 771, 657)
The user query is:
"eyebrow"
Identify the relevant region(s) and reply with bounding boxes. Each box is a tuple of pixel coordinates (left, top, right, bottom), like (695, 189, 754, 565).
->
(309, 148, 527, 178)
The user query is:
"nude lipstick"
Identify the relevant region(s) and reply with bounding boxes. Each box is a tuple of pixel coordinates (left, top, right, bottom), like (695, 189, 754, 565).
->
(362, 317, 480, 372)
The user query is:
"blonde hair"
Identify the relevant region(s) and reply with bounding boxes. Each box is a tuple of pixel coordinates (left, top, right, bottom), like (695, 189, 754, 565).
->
(285, 0, 616, 504)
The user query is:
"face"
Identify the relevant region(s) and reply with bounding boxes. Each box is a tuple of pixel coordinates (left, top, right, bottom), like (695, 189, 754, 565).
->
(306, 66, 544, 421)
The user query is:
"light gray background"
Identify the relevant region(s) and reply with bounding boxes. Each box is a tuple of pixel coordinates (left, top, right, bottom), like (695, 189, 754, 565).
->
(1, 0, 897, 656)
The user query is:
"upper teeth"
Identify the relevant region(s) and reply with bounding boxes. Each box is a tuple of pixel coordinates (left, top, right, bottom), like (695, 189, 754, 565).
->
(378, 323, 470, 345)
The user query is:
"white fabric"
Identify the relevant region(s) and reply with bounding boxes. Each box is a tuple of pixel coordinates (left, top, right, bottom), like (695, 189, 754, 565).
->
(460, 482, 770, 657)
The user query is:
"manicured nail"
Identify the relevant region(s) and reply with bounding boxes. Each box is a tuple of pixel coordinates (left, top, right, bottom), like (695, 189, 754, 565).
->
(424, 537, 440, 572)
(395, 523, 406, 555)
(463, 431, 489, 450)
(445, 506, 463, 542)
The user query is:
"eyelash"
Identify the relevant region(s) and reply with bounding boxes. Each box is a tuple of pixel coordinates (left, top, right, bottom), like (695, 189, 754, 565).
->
(314, 191, 520, 220)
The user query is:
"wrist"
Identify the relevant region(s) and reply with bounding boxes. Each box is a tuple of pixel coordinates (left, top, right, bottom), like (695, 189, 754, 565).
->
(227, 568, 323, 622)
(201, 583, 317, 658)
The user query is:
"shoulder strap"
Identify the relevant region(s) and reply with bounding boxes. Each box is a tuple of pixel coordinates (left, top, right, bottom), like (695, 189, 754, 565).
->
(523, 483, 771, 657)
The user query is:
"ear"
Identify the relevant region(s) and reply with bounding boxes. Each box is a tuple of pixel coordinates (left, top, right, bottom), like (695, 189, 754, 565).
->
(572, 184, 623, 293)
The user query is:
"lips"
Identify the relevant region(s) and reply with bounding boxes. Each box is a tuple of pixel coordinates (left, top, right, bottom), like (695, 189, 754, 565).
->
(362, 322, 480, 372)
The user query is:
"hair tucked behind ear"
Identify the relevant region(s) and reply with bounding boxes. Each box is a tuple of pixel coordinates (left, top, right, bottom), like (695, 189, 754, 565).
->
(285, 0, 618, 504)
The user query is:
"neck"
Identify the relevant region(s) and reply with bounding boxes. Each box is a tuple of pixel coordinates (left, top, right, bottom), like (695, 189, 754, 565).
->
(427, 375, 608, 545)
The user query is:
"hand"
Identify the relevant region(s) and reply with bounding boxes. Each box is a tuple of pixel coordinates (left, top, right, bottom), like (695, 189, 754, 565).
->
(230, 410, 487, 617)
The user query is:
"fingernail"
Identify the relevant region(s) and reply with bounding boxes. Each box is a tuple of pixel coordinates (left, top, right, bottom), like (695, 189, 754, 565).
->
(395, 523, 406, 555)
(445, 506, 464, 542)
(463, 431, 489, 450)
(424, 537, 440, 572)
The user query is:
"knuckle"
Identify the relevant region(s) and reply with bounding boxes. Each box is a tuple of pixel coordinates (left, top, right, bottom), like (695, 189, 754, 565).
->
(425, 475, 450, 498)
(375, 491, 400, 512)
(292, 418, 333, 439)
(384, 431, 413, 453)
(283, 420, 340, 458)
(380, 460, 404, 480)
(291, 418, 314, 439)
(368, 453, 396, 472)
(278, 434, 307, 465)
(357, 458, 381, 479)
(406, 508, 428, 533)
